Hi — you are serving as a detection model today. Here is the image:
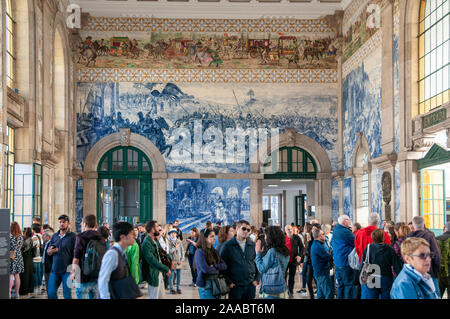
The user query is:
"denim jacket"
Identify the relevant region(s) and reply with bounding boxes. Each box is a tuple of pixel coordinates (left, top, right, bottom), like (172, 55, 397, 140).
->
(390, 264, 440, 299)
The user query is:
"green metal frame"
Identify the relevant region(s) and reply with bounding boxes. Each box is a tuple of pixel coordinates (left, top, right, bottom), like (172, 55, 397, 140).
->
(264, 146, 317, 179)
(96, 146, 153, 224)
(32, 163, 43, 222)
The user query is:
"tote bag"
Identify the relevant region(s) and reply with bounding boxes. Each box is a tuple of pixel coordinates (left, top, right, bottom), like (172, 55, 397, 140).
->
(359, 244, 372, 285)
(109, 248, 142, 299)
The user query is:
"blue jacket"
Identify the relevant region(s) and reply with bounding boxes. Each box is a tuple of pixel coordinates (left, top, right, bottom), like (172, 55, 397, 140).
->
(194, 248, 227, 288)
(331, 224, 355, 267)
(48, 231, 76, 274)
(255, 248, 289, 278)
(390, 264, 440, 299)
(311, 240, 332, 278)
(220, 237, 260, 286)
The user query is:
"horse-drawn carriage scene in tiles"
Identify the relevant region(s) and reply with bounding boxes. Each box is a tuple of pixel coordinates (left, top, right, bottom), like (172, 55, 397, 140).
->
(76, 32, 339, 69)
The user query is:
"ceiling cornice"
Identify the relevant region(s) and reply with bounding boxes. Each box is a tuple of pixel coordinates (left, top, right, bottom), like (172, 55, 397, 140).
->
(70, 0, 346, 19)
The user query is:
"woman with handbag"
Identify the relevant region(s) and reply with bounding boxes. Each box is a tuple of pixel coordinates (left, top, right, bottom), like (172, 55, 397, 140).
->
(194, 228, 227, 299)
(359, 229, 403, 299)
(10, 222, 24, 299)
(255, 226, 290, 299)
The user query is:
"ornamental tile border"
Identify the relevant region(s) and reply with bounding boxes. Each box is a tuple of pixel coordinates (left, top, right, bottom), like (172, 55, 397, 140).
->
(77, 68, 338, 83)
(342, 29, 382, 78)
(83, 17, 334, 34)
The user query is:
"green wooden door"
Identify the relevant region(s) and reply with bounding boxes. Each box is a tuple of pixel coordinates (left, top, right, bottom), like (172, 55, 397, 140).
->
(97, 146, 153, 224)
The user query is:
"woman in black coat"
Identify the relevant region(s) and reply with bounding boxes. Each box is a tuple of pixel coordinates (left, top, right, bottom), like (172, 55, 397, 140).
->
(19, 228, 34, 297)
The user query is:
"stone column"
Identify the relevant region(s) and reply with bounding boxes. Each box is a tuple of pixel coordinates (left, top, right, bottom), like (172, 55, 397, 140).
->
(250, 174, 263, 228)
(381, 0, 396, 155)
(315, 173, 332, 225)
(152, 173, 167, 225)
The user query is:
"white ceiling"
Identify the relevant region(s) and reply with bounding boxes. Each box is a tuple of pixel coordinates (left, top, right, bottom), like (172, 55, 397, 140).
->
(71, 0, 352, 19)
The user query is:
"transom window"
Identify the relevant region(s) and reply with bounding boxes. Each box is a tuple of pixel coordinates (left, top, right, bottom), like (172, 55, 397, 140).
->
(5, 0, 16, 88)
(263, 146, 317, 179)
(418, 0, 449, 114)
(98, 146, 152, 176)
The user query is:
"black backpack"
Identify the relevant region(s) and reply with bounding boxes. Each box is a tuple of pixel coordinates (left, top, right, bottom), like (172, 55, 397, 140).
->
(83, 239, 107, 278)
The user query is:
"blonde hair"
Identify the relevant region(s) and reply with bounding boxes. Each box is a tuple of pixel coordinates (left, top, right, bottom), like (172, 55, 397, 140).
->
(163, 224, 173, 240)
(397, 225, 411, 239)
(401, 237, 429, 258)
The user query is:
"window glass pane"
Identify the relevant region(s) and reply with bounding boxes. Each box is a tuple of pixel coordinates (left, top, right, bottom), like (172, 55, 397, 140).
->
(307, 161, 314, 172)
(14, 216, 23, 230)
(143, 159, 150, 171)
(101, 158, 108, 171)
(14, 196, 23, 215)
(24, 175, 32, 195)
(15, 164, 32, 175)
(23, 197, 32, 214)
(23, 215, 32, 229)
(423, 185, 432, 198)
(15, 175, 23, 193)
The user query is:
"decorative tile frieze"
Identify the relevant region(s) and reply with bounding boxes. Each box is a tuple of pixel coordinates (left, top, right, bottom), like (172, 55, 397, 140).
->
(342, 29, 382, 78)
(77, 68, 338, 83)
(83, 16, 335, 34)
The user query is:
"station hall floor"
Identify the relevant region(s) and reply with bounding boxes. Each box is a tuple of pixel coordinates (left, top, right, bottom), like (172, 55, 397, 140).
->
(27, 262, 312, 300)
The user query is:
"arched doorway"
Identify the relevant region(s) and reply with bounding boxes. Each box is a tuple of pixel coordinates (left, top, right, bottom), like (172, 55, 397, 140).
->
(82, 130, 167, 226)
(251, 129, 332, 227)
(96, 146, 153, 225)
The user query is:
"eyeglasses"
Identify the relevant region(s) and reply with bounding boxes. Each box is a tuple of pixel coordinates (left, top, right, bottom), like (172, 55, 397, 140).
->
(409, 252, 434, 260)
(241, 227, 250, 232)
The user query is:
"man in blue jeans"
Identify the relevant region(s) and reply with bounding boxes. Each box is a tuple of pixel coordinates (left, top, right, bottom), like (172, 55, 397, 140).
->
(311, 228, 334, 299)
(46, 215, 76, 299)
(332, 214, 356, 299)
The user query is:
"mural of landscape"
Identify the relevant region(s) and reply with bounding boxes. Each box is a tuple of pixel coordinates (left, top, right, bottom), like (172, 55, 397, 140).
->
(343, 47, 382, 170)
(76, 33, 338, 69)
(332, 179, 340, 222)
(76, 82, 339, 173)
(166, 179, 250, 233)
(343, 0, 382, 62)
(344, 178, 353, 220)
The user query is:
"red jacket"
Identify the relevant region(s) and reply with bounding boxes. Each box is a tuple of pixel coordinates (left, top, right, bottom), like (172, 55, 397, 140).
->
(354, 226, 391, 263)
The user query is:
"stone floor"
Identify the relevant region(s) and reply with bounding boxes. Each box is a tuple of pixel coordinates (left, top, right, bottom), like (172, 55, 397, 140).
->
(19, 263, 312, 300)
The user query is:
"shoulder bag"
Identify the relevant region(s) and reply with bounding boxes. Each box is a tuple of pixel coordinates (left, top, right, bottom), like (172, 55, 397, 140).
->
(109, 248, 142, 299)
(359, 244, 372, 285)
(207, 274, 230, 298)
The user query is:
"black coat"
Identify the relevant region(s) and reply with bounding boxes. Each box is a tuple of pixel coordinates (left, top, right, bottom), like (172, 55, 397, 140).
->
(360, 243, 403, 279)
(220, 237, 260, 286)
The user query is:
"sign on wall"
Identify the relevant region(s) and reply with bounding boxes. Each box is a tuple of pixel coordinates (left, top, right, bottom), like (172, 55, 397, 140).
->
(0, 209, 10, 299)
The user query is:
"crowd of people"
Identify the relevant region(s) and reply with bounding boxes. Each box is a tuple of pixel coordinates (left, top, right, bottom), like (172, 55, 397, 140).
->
(8, 212, 450, 300)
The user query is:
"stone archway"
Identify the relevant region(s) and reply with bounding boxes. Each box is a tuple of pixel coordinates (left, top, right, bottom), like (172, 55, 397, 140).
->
(82, 130, 168, 224)
(250, 129, 332, 226)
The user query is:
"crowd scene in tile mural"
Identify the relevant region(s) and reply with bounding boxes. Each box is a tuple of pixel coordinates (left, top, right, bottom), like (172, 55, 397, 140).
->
(76, 33, 339, 69)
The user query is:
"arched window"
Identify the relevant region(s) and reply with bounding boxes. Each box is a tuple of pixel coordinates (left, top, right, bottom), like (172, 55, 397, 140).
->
(418, 0, 449, 114)
(354, 136, 371, 226)
(5, 0, 16, 88)
(263, 146, 317, 179)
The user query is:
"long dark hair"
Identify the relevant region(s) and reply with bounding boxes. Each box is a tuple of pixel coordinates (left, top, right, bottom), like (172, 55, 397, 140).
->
(194, 228, 220, 270)
(265, 226, 290, 257)
(23, 227, 32, 240)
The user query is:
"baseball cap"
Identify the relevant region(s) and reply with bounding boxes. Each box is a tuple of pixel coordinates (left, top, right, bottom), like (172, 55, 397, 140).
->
(58, 214, 70, 222)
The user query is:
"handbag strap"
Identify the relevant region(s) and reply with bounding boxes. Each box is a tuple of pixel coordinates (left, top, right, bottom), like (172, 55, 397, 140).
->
(365, 244, 370, 264)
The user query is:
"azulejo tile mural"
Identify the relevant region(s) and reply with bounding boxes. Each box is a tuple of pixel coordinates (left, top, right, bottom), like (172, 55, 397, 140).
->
(332, 179, 340, 222)
(76, 33, 339, 70)
(343, 46, 382, 170)
(166, 179, 250, 233)
(344, 178, 353, 220)
(371, 168, 383, 218)
(76, 82, 339, 173)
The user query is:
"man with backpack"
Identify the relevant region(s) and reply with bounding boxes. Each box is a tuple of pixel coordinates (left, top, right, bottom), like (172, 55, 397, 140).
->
(436, 221, 450, 299)
(70, 214, 105, 299)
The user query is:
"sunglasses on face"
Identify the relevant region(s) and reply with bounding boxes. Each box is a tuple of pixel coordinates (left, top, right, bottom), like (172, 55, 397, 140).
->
(409, 252, 434, 260)
(241, 227, 250, 232)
